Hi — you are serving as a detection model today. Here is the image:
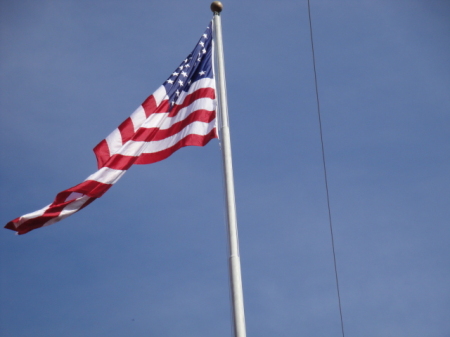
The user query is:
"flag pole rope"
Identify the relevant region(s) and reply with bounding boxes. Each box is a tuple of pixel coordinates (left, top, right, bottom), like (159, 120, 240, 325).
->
(307, 1, 346, 336)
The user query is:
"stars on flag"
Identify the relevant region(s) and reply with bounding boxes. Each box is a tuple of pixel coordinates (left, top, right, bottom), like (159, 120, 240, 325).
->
(162, 21, 213, 111)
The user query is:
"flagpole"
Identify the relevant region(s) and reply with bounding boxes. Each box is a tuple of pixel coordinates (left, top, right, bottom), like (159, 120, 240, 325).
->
(211, 2, 247, 337)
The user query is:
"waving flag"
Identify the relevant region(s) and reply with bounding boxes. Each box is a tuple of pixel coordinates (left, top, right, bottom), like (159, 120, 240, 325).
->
(5, 22, 217, 235)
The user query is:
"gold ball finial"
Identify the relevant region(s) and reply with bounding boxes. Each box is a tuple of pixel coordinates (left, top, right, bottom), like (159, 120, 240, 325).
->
(210, 1, 223, 13)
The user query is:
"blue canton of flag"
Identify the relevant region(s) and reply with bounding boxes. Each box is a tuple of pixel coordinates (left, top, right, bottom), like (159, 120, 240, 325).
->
(163, 22, 214, 110)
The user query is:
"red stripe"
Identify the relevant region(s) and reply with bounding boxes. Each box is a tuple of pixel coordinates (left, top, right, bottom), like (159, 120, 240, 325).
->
(7, 216, 55, 235)
(53, 190, 74, 204)
(142, 87, 214, 118)
(5, 196, 97, 235)
(142, 95, 171, 117)
(4, 218, 21, 232)
(141, 95, 157, 117)
(68, 180, 113, 198)
(93, 139, 110, 169)
(133, 110, 216, 142)
(103, 127, 217, 170)
(155, 100, 170, 115)
(102, 153, 137, 171)
(118, 117, 135, 144)
(135, 128, 218, 165)
(169, 88, 215, 117)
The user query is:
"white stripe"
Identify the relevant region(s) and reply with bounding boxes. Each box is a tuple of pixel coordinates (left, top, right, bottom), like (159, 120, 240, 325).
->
(153, 85, 167, 107)
(141, 97, 215, 130)
(130, 105, 146, 132)
(176, 77, 215, 106)
(112, 136, 149, 157)
(151, 78, 215, 114)
(139, 112, 168, 131)
(13, 204, 51, 227)
(105, 128, 123, 155)
(114, 120, 215, 157)
(143, 120, 216, 154)
(65, 192, 84, 202)
(42, 195, 92, 228)
(85, 167, 126, 185)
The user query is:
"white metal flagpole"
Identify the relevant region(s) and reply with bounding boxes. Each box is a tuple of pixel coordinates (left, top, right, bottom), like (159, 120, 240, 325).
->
(210, 2, 247, 337)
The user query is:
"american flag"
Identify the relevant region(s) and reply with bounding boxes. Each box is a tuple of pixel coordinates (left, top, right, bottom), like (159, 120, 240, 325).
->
(5, 22, 217, 235)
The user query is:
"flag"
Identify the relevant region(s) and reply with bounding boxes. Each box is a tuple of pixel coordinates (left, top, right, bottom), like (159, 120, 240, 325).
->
(5, 22, 217, 235)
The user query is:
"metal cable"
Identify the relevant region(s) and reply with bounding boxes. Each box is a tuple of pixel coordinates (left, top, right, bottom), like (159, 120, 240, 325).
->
(306, 1, 346, 336)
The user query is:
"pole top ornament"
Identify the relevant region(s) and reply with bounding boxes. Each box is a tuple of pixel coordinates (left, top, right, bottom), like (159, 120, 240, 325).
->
(210, 1, 223, 13)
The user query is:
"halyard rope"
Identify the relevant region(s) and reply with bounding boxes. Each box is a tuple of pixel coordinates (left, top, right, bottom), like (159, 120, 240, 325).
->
(307, 1, 346, 336)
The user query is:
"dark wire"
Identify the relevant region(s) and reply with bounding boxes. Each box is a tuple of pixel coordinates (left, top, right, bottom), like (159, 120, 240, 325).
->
(306, 1, 346, 336)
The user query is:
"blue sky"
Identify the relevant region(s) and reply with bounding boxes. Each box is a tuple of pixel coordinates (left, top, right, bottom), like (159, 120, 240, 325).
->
(1, 1, 449, 336)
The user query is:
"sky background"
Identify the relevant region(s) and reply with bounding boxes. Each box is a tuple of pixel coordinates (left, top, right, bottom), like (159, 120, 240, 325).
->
(1, 1, 449, 336)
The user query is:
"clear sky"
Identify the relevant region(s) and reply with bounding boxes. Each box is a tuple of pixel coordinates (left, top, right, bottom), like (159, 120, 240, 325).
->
(1, 1, 449, 336)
